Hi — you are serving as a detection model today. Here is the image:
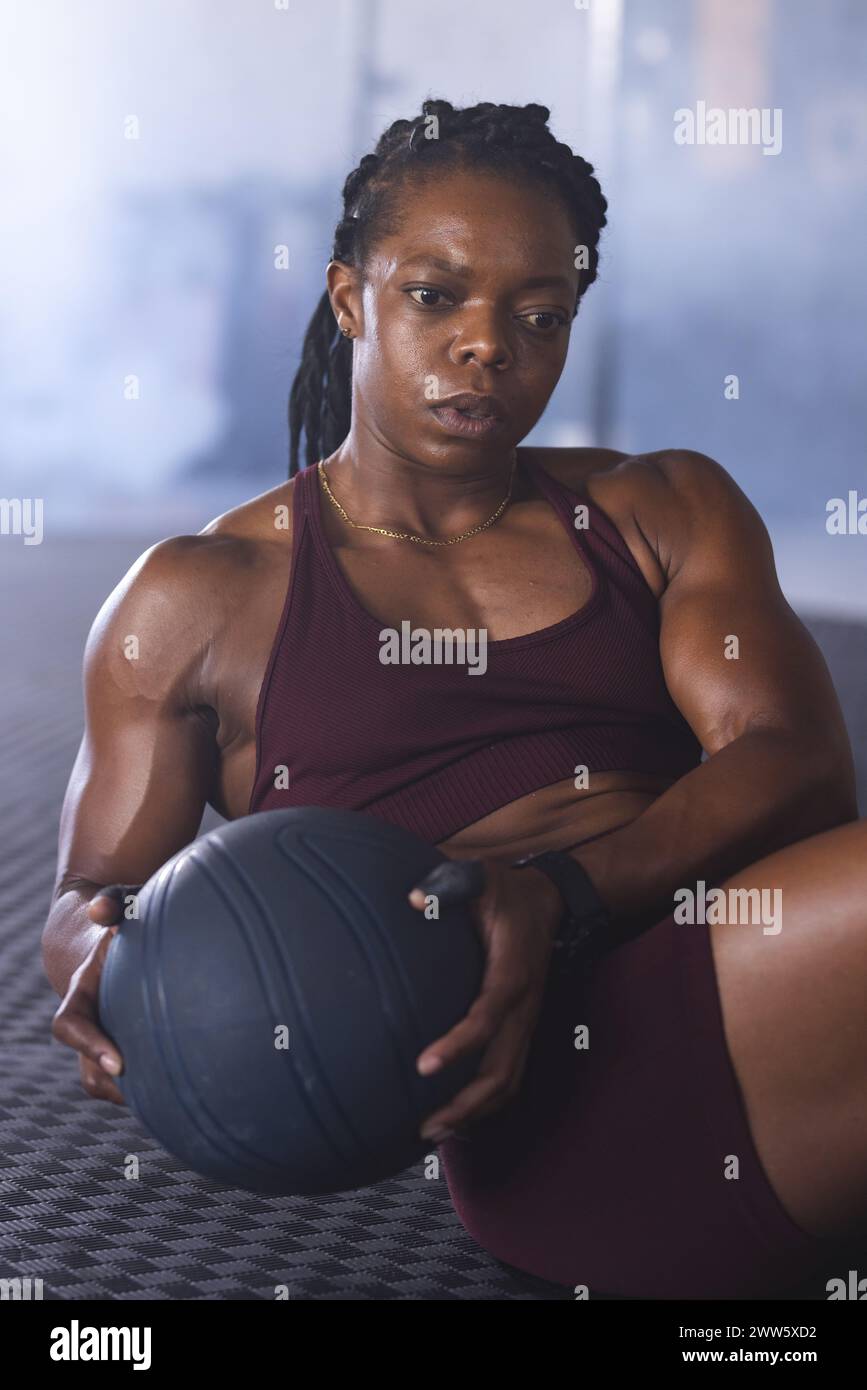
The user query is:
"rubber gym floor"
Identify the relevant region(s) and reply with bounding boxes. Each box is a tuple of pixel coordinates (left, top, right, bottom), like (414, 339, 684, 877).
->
(2, 538, 865, 1300)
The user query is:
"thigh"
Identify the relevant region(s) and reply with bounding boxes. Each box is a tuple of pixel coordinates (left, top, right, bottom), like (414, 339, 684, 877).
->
(442, 903, 835, 1299)
(709, 816, 867, 1241)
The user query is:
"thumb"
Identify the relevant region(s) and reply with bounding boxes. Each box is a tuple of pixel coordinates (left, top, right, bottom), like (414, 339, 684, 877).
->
(88, 883, 144, 926)
(408, 858, 487, 909)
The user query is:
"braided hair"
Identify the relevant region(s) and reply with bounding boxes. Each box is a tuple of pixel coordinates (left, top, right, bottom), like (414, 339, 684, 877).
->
(288, 98, 608, 476)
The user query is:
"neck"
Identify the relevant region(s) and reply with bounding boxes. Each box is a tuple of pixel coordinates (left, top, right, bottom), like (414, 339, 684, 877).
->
(322, 428, 521, 540)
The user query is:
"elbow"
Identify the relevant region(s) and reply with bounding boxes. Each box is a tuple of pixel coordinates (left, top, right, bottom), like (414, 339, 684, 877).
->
(798, 732, 859, 830)
(741, 722, 859, 838)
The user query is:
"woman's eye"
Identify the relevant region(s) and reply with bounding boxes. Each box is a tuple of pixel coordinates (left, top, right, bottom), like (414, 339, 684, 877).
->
(521, 311, 567, 331)
(407, 287, 446, 307)
(404, 291, 566, 327)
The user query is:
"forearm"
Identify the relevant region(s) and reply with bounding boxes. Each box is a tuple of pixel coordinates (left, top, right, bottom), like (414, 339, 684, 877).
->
(571, 728, 858, 934)
(42, 881, 109, 997)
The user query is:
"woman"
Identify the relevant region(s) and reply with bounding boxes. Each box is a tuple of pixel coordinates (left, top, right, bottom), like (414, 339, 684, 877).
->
(45, 99, 865, 1299)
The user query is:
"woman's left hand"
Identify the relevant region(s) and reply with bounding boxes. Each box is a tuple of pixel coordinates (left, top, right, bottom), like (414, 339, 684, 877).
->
(407, 857, 564, 1143)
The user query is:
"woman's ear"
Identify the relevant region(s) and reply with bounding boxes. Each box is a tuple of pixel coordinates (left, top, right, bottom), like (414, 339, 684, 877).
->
(326, 259, 362, 339)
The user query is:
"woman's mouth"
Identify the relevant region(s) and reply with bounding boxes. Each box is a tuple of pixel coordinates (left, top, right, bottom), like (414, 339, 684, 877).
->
(429, 405, 505, 438)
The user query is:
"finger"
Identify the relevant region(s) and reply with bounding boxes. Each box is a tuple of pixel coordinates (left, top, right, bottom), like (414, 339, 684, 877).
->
(408, 859, 486, 910)
(421, 1026, 530, 1136)
(420, 1070, 511, 1139)
(80, 1058, 125, 1105)
(88, 884, 143, 926)
(416, 987, 512, 1075)
(87, 896, 122, 926)
(416, 923, 524, 1074)
(52, 1005, 124, 1076)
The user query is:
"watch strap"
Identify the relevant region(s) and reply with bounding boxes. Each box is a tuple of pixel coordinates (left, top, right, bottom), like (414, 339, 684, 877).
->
(513, 849, 611, 968)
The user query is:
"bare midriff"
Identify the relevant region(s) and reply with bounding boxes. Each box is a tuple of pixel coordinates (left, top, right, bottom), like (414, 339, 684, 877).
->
(436, 768, 675, 862)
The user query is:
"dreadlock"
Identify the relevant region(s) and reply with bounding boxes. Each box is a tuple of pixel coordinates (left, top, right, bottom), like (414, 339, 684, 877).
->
(288, 97, 608, 477)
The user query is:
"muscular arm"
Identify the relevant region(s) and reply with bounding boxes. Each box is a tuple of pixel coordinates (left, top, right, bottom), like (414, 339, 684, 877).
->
(42, 537, 220, 995)
(571, 449, 858, 932)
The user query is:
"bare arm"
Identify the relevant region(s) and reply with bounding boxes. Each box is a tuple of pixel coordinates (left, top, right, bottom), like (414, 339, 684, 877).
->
(43, 536, 221, 1094)
(571, 449, 858, 931)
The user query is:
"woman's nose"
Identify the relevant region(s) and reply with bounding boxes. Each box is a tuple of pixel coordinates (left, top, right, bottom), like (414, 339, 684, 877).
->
(450, 309, 513, 370)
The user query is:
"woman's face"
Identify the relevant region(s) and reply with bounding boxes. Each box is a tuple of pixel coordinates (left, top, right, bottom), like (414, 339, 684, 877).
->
(330, 166, 583, 469)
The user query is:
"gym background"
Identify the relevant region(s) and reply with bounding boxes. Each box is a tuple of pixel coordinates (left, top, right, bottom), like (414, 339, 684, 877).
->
(1, 0, 865, 1302)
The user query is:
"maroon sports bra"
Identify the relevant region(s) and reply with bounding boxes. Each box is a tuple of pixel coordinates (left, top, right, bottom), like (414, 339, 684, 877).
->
(247, 457, 703, 843)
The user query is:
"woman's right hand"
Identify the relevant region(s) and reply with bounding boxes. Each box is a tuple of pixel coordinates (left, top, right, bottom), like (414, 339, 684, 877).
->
(51, 884, 140, 1105)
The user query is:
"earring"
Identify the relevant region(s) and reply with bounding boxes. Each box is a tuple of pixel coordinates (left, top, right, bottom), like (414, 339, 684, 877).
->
(341, 326, 353, 338)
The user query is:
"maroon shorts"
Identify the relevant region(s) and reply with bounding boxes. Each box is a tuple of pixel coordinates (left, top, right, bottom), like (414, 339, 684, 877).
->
(440, 906, 843, 1299)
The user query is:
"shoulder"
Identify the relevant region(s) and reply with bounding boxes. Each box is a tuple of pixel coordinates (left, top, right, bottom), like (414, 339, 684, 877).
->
(518, 444, 631, 488)
(168, 473, 300, 597)
(626, 448, 773, 585)
(523, 442, 736, 502)
(523, 445, 769, 586)
(84, 475, 300, 704)
(198, 474, 298, 547)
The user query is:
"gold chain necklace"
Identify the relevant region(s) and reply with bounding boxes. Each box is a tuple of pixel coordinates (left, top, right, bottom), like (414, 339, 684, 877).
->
(317, 454, 517, 547)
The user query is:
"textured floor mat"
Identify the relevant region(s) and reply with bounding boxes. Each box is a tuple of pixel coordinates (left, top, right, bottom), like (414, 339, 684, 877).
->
(0, 1044, 571, 1300)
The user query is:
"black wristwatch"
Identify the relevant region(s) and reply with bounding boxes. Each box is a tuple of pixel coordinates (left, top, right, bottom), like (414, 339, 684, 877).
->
(512, 849, 612, 969)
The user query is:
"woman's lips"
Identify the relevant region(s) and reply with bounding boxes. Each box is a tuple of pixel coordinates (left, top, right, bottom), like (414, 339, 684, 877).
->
(429, 405, 505, 437)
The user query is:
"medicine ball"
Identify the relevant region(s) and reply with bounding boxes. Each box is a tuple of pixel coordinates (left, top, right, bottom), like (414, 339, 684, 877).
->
(98, 807, 485, 1195)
